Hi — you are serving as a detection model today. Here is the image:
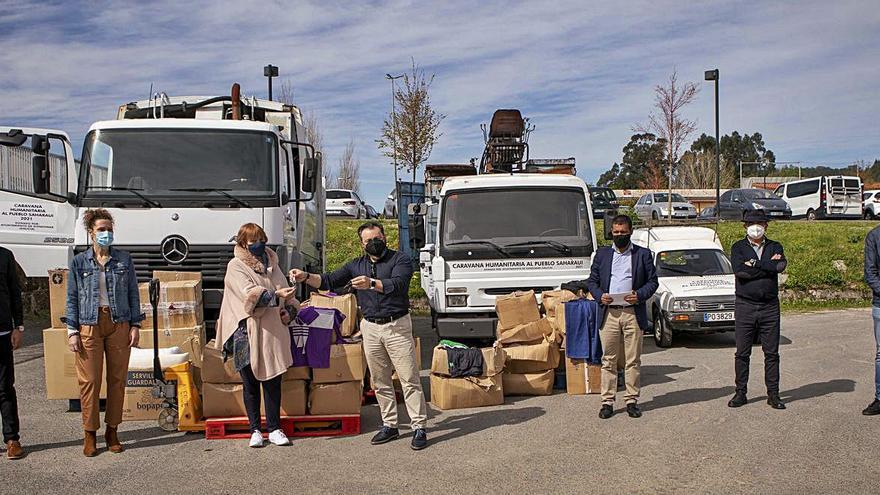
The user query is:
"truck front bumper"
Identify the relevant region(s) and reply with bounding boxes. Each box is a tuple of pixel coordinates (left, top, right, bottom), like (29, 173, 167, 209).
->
(436, 316, 498, 339)
(666, 312, 736, 333)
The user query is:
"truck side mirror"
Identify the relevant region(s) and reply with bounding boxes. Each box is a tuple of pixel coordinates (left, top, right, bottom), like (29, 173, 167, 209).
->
(303, 155, 320, 193)
(602, 208, 617, 241)
(31, 135, 50, 195)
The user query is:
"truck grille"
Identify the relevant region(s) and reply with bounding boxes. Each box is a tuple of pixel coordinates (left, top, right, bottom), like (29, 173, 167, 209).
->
(484, 286, 554, 296)
(76, 245, 234, 288)
(695, 296, 736, 312)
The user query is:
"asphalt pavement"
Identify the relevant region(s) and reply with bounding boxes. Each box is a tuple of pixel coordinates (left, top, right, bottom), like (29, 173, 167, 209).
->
(3, 309, 879, 494)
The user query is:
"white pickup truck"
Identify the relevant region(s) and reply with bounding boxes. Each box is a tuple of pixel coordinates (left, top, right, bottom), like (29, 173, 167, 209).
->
(632, 226, 736, 347)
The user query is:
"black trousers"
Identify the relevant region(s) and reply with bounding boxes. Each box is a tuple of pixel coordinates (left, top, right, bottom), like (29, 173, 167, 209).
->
(239, 365, 282, 433)
(0, 333, 20, 443)
(734, 298, 781, 395)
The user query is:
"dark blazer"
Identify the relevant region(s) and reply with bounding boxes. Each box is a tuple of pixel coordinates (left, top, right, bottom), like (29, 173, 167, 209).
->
(586, 243, 659, 331)
(730, 237, 786, 304)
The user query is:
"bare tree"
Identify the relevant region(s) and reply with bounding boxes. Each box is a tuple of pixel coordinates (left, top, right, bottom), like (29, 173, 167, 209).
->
(637, 70, 699, 218)
(333, 138, 361, 193)
(677, 150, 737, 189)
(302, 110, 324, 155)
(377, 59, 446, 182)
(278, 78, 295, 107)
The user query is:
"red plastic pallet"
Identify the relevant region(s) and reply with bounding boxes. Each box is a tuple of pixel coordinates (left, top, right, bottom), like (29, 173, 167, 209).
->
(205, 414, 360, 440)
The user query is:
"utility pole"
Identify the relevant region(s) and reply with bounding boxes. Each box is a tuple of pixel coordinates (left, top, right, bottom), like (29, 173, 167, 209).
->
(385, 73, 404, 186)
(705, 69, 720, 217)
(264, 64, 278, 101)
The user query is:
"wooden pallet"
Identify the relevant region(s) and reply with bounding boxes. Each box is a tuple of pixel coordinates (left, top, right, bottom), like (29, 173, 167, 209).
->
(205, 414, 361, 440)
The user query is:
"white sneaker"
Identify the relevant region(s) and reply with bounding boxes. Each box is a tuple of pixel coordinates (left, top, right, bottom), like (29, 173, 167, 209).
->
(249, 431, 264, 448)
(268, 429, 290, 446)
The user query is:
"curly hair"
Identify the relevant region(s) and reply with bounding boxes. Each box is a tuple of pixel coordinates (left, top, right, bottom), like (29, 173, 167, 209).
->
(82, 208, 114, 232)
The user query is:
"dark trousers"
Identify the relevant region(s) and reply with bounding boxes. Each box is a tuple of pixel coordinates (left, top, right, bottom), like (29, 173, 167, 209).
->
(734, 298, 781, 395)
(239, 365, 282, 433)
(0, 333, 21, 443)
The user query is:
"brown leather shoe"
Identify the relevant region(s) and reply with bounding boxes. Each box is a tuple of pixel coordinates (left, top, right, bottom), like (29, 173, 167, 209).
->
(105, 426, 123, 453)
(6, 440, 23, 460)
(83, 430, 98, 457)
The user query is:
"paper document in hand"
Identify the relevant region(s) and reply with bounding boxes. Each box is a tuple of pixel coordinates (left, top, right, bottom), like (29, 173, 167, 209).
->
(607, 293, 632, 306)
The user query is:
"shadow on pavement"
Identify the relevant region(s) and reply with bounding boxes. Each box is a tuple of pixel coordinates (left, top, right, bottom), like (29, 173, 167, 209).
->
(428, 406, 545, 446)
(754, 378, 856, 404)
(639, 386, 737, 412)
(20, 426, 200, 454)
(640, 365, 695, 387)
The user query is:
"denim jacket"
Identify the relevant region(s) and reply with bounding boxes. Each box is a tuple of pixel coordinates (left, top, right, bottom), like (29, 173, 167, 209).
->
(65, 247, 144, 331)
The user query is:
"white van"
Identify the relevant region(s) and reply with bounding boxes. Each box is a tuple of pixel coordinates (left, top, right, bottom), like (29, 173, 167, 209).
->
(773, 175, 862, 220)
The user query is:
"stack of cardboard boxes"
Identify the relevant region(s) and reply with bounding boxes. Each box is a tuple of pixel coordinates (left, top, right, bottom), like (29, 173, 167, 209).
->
(430, 343, 506, 410)
(540, 290, 603, 396)
(496, 291, 560, 396)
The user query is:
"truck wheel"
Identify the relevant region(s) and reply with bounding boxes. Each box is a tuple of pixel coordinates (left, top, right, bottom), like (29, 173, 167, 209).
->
(653, 311, 673, 348)
(806, 209, 816, 221)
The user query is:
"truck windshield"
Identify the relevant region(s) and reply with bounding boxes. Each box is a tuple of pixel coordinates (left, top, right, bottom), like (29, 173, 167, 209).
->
(80, 129, 277, 201)
(441, 187, 593, 259)
(656, 249, 733, 277)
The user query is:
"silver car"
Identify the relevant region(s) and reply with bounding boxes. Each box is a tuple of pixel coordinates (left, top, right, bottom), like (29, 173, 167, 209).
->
(326, 189, 368, 218)
(634, 192, 698, 220)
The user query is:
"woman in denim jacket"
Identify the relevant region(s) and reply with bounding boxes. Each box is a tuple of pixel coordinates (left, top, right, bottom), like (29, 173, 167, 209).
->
(65, 208, 143, 457)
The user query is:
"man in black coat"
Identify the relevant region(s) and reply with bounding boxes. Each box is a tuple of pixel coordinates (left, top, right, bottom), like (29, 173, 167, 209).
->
(0, 247, 24, 459)
(728, 210, 787, 410)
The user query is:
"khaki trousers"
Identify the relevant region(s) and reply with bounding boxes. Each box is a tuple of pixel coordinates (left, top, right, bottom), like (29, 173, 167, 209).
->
(599, 307, 642, 405)
(361, 315, 427, 429)
(76, 308, 131, 431)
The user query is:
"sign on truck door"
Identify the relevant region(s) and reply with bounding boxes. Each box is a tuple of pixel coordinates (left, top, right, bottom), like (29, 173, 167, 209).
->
(0, 128, 77, 276)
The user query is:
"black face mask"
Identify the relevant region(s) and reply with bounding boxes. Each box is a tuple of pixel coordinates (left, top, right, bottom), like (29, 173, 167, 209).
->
(365, 238, 387, 257)
(613, 234, 631, 249)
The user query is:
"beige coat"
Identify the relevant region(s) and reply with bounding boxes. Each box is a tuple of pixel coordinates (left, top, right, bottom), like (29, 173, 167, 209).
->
(215, 245, 297, 381)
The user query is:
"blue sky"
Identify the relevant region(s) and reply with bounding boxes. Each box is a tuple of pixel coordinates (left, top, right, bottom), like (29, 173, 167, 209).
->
(1, 0, 878, 208)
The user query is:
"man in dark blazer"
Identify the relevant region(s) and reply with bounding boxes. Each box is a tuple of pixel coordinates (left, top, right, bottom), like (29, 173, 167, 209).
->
(728, 210, 787, 410)
(587, 214, 658, 419)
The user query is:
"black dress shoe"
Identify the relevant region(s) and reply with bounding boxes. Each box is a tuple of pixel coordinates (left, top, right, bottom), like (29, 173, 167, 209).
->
(767, 395, 786, 410)
(370, 426, 399, 445)
(626, 403, 642, 418)
(411, 428, 428, 450)
(862, 399, 880, 416)
(727, 393, 747, 408)
(598, 404, 614, 419)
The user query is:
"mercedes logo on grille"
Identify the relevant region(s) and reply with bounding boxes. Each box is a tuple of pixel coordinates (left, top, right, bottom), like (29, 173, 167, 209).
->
(161, 235, 189, 264)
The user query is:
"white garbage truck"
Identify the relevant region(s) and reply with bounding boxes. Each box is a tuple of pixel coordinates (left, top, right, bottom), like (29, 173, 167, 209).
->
(0, 83, 325, 331)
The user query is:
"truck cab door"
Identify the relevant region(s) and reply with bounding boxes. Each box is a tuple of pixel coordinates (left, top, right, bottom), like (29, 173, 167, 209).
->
(0, 128, 77, 277)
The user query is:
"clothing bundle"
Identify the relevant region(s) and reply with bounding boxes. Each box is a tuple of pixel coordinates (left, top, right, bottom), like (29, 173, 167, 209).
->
(438, 340, 484, 378)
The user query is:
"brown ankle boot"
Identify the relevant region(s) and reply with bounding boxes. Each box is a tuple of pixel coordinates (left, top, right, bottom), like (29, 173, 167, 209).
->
(83, 431, 98, 457)
(105, 426, 123, 453)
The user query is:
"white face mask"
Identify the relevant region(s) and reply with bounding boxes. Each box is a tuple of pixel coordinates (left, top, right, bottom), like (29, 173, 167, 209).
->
(747, 224, 765, 240)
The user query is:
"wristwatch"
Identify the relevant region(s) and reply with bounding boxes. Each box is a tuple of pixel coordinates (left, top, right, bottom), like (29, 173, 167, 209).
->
(370, 278, 377, 289)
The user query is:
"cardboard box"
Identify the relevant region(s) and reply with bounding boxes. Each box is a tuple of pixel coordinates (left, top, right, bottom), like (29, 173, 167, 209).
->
(311, 342, 366, 384)
(201, 339, 309, 383)
(152, 270, 202, 283)
(430, 344, 506, 378)
(43, 328, 107, 400)
(502, 370, 555, 396)
(308, 381, 363, 415)
(306, 293, 359, 337)
(565, 358, 602, 395)
(495, 290, 541, 330)
(504, 338, 561, 373)
(48, 269, 68, 329)
(139, 325, 206, 352)
(542, 289, 581, 336)
(122, 369, 176, 421)
(139, 280, 204, 331)
(202, 380, 307, 418)
(498, 317, 553, 345)
(429, 374, 503, 410)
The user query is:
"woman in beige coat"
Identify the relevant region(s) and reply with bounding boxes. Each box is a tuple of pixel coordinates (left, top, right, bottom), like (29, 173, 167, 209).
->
(216, 223, 298, 448)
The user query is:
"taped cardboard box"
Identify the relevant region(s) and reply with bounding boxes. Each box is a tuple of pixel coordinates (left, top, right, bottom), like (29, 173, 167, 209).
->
(308, 381, 363, 415)
(498, 317, 553, 345)
(122, 369, 176, 421)
(152, 270, 202, 283)
(430, 344, 506, 378)
(48, 269, 68, 329)
(311, 342, 366, 384)
(504, 338, 561, 373)
(565, 358, 602, 395)
(502, 369, 555, 396)
(495, 290, 541, 330)
(43, 328, 107, 400)
(139, 325, 206, 352)
(139, 280, 204, 330)
(202, 380, 307, 417)
(201, 339, 309, 383)
(430, 374, 504, 410)
(542, 289, 582, 336)
(306, 293, 359, 337)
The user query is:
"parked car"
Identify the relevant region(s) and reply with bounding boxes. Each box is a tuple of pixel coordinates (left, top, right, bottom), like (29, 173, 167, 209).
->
(326, 189, 368, 218)
(365, 204, 379, 219)
(698, 206, 717, 219)
(588, 186, 619, 215)
(634, 192, 697, 220)
(383, 188, 397, 218)
(863, 190, 880, 219)
(718, 188, 791, 220)
(773, 175, 862, 220)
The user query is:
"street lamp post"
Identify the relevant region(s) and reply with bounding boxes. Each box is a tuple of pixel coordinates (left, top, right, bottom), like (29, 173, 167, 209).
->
(705, 69, 720, 218)
(385, 73, 404, 186)
(264, 64, 278, 100)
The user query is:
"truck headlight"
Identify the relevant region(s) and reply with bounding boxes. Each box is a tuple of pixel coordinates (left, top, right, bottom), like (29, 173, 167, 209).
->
(672, 299, 696, 312)
(446, 295, 467, 307)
